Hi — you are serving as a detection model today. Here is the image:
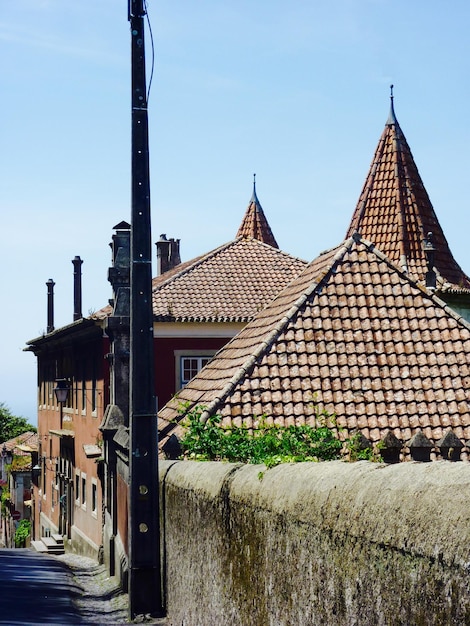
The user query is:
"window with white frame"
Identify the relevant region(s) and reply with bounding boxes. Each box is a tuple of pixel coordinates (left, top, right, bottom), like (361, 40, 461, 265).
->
(180, 356, 211, 387)
(174, 350, 216, 391)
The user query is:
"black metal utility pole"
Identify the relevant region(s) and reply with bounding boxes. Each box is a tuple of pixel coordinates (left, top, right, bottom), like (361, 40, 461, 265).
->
(128, 0, 163, 618)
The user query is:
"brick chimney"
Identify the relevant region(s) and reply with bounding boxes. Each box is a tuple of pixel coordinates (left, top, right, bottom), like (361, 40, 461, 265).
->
(155, 234, 181, 275)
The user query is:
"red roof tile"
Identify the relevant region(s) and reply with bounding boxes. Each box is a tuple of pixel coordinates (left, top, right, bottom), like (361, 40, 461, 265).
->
(159, 234, 470, 457)
(1, 432, 38, 456)
(151, 238, 306, 322)
(94, 189, 295, 322)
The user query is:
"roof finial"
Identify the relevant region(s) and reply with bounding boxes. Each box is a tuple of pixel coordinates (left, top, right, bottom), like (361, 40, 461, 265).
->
(251, 173, 259, 203)
(386, 83, 398, 126)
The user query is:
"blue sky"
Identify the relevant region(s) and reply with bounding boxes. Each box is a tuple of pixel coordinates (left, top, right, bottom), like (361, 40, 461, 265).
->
(1, 0, 470, 422)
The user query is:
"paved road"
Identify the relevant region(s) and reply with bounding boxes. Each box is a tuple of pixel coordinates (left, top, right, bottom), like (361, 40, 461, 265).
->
(0, 549, 82, 624)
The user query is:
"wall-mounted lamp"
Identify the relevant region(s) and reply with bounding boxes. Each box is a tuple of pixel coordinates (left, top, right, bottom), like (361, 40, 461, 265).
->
(54, 379, 70, 405)
(32, 463, 41, 486)
(2, 444, 13, 466)
(54, 379, 70, 429)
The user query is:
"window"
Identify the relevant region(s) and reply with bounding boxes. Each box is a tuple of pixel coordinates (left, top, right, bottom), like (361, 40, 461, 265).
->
(91, 480, 97, 518)
(81, 473, 87, 509)
(75, 472, 80, 505)
(81, 362, 86, 414)
(42, 457, 46, 500)
(91, 361, 97, 414)
(74, 377, 79, 412)
(180, 356, 211, 387)
(174, 350, 216, 392)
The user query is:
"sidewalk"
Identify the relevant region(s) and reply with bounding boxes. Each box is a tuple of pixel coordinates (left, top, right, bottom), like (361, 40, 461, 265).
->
(57, 553, 167, 624)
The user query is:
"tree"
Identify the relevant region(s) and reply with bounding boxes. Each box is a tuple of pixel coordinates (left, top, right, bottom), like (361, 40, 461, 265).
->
(0, 403, 36, 442)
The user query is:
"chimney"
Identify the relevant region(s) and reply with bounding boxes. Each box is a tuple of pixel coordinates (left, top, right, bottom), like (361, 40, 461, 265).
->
(169, 238, 181, 269)
(156, 234, 170, 275)
(72, 256, 83, 321)
(46, 279, 55, 333)
(155, 234, 181, 275)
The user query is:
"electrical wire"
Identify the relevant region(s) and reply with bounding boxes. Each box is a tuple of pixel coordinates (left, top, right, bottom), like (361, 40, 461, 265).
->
(144, 0, 155, 102)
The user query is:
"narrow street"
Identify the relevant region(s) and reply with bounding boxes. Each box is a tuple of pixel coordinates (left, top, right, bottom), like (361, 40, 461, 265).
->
(0, 549, 167, 625)
(0, 549, 82, 624)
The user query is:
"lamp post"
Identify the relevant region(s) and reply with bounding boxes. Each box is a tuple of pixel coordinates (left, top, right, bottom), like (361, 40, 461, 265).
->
(54, 378, 70, 537)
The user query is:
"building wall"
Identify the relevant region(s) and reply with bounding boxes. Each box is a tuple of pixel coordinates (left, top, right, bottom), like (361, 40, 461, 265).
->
(154, 336, 235, 409)
(160, 460, 470, 626)
(33, 331, 108, 559)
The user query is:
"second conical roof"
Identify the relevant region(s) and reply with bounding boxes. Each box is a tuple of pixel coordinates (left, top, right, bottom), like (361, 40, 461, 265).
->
(346, 94, 470, 291)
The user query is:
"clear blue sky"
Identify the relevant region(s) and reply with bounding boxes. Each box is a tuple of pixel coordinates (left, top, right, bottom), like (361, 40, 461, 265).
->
(1, 0, 470, 423)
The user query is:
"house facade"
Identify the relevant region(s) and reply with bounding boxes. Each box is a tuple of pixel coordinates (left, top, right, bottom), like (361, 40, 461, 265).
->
(26, 319, 108, 557)
(26, 189, 307, 566)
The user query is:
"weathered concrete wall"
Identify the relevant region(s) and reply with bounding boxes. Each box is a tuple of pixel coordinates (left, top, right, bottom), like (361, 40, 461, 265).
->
(160, 460, 470, 626)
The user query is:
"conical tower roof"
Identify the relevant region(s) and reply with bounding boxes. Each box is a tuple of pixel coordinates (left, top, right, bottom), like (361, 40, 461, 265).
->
(236, 176, 279, 248)
(346, 89, 470, 292)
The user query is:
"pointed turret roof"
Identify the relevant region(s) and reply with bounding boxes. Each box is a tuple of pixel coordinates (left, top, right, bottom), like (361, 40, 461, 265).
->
(346, 88, 470, 292)
(236, 176, 279, 248)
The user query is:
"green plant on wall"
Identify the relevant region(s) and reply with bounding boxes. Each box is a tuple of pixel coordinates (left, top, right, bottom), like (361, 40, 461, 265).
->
(14, 519, 31, 547)
(346, 432, 383, 462)
(178, 404, 343, 468)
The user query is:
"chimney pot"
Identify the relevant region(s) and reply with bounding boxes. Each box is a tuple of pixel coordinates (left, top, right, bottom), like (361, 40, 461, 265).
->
(72, 256, 83, 321)
(46, 279, 55, 333)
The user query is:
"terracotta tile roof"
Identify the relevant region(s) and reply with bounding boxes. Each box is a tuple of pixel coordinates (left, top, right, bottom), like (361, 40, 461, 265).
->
(1, 432, 38, 456)
(93, 193, 296, 322)
(346, 96, 470, 293)
(236, 179, 279, 248)
(159, 234, 470, 456)
(151, 238, 306, 322)
(92, 243, 305, 323)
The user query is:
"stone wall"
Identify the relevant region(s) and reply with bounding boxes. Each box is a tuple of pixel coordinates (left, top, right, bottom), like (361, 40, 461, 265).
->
(160, 460, 470, 626)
